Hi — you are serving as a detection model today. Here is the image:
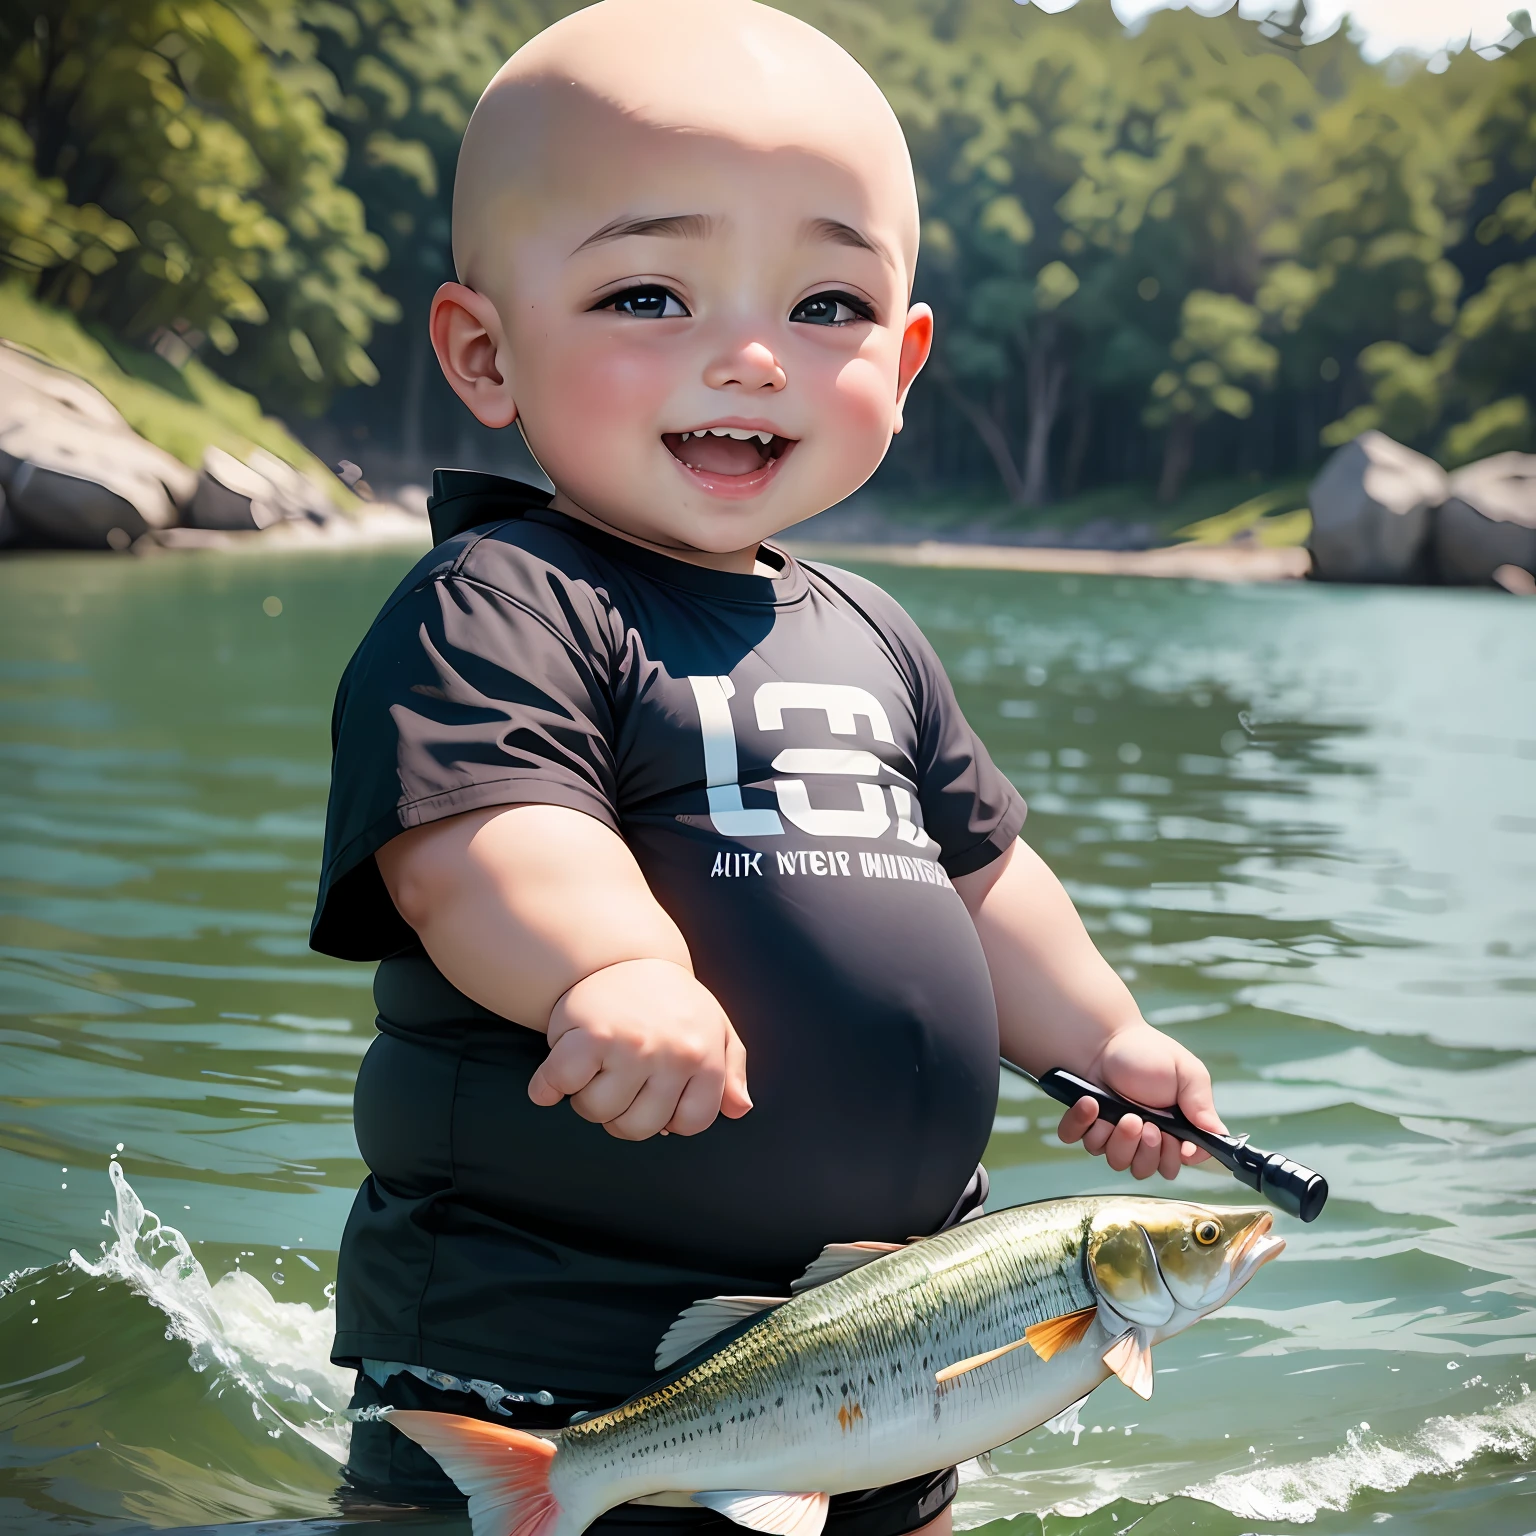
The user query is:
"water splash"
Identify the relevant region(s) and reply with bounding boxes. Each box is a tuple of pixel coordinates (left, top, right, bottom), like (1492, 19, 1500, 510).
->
(46, 1166, 1536, 1531)
(68, 1160, 353, 1461)
(1181, 1389, 1536, 1523)
(1043, 1393, 1089, 1446)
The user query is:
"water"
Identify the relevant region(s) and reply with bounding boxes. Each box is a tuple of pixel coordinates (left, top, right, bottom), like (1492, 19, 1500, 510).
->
(1, 547, 1533, 1534)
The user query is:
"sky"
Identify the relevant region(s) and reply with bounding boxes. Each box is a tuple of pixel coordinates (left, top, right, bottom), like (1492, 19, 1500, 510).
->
(1019, 0, 1527, 61)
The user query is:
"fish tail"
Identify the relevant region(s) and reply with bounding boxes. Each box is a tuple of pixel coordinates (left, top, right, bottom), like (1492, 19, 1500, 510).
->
(388, 1410, 566, 1536)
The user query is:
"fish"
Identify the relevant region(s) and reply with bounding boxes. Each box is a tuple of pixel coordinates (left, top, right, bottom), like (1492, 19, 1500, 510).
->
(388, 1196, 1283, 1536)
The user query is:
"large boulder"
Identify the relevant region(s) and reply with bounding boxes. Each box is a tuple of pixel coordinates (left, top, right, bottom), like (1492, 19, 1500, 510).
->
(0, 482, 18, 549)
(186, 445, 334, 530)
(1433, 452, 1536, 587)
(0, 342, 126, 431)
(187, 446, 288, 530)
(247, 446, 334, 525)
(1307, 431, 1448, 583)
(0, 347, 196, 548)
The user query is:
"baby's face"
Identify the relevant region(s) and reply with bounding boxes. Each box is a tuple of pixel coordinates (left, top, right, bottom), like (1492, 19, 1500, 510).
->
(462, 115, 929, 560)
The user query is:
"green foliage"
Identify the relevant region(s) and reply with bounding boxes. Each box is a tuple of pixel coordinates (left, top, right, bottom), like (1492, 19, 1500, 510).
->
(798, 1, 1535, 503)
(0, 119, 138, 278)
(302, 0, 568, 448)
(0, 0, 397, 413)
(1146, 292, 1279, 427)
(0, 0, 1531, 499)
(0, 278, 351, 502)
(1443, 396, 1533, 464)
(1321, 340, 1450, 447)
(1323, 254, 1536, 461)
(1175, 487, 1311, 548)
(815, 1, 1535, 501)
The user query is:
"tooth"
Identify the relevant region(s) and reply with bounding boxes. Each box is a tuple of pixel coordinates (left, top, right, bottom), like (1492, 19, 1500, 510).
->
(681, 432, 692, 440)
(709, 427, 731, 437)
(726, 428, 755, 440)
(756, 432, 772, 445)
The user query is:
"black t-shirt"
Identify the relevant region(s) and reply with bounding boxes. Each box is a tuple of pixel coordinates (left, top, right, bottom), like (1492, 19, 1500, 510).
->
(312, 472, 1026, 1400)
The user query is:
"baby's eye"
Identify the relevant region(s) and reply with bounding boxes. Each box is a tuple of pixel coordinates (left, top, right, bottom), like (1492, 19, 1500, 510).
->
(599, 286, 689, 319)
(791, 290, 875, 327)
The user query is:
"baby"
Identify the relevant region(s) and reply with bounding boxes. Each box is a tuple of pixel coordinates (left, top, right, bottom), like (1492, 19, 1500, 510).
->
(310, 3, 1224, 1529)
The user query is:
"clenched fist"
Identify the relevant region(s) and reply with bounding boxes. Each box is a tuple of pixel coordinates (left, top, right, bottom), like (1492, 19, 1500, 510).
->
(530, 958, 752, 1140)
(1055, 1023, 1226, 1182)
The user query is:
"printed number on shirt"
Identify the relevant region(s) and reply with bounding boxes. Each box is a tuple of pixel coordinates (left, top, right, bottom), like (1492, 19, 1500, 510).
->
(687, 676, 928, 846)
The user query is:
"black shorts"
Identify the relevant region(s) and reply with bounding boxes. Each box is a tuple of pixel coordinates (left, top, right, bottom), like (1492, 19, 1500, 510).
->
(340, 1368, 957, 1536)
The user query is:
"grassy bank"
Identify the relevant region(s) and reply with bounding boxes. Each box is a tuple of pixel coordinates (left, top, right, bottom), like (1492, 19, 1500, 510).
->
(843, 475, 1313, 548)
(0, 286, 353, 509)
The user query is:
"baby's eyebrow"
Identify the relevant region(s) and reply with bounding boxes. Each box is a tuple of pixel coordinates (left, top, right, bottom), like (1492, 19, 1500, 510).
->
(803, 217, 892, 267)
(572, 213, 713, 253)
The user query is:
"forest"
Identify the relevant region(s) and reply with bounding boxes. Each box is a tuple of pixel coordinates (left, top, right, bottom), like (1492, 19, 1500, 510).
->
(2, 0, 1534, 511)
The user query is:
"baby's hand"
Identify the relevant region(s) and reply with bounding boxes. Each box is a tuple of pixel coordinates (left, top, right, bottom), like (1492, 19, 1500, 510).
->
(1055, 1023, 1226, 1182)
(529, 958, 752, 1140)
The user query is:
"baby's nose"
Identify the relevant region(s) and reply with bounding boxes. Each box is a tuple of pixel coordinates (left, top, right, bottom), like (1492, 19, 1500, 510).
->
(704, 340, 786, 392)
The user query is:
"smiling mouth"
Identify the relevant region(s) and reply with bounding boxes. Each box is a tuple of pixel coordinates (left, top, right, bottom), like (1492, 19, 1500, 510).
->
(663, 426, 794, 479)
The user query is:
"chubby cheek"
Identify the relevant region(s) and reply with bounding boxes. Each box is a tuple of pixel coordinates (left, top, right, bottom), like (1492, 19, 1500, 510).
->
(803, 352, 898, 494)
(518, 330, 679, 491)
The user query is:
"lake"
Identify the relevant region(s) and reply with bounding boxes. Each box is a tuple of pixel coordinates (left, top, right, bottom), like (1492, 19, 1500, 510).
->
(1, 546, 1533, 1535)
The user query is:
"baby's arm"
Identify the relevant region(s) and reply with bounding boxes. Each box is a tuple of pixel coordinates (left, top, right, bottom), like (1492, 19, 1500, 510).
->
(376, 803, 751, 1141)
(953, 839, 1224, 1182)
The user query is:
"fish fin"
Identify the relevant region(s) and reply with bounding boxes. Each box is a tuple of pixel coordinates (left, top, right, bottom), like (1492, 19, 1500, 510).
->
(692, 1490, 829, 1536)
(388, 1410, 561, 1536)
(1102, 1328, 1155, 1400)
(791, 1241, 905, 1294)
(655, 1296, 788, 1371)
(935, 1333, 1032, 1384)
(1023, 1305, 1099, 1363)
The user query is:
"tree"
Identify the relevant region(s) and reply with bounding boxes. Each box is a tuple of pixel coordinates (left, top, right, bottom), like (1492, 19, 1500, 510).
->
(1145, 290, 1279, 501)
(835, 0, 1109, 506)
(0, 0, 396, 412)
(1328, 257, 1536, 464)
(1318, 36, 1536, 465)
(304, 0, 570, 452)
(3, 0, 1531, 495)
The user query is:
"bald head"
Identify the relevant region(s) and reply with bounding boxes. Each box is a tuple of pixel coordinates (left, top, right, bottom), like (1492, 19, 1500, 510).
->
(452, 0, 919, 291)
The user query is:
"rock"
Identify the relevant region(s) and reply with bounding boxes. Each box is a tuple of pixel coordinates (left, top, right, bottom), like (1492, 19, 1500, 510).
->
(391, 483, 431, 520)
(0, 344, 342, 550)
(247, 447, 336, 525)
(187, 444, 337, 530)
(0, 342, 197, 548)
(187, 446, 287, 530)
(0, 482, 18, 549)
(0, 342, 126, 433)
(1433, 452, 1536, 586)
(1307, 431, 1447, 582)
(3, 461, 147, 548)
(0, 401, 194, 549)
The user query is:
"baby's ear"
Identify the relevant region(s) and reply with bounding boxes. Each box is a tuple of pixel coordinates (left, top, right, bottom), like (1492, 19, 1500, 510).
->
(429, 282, 518, 429)
(892, 302, 934, 434)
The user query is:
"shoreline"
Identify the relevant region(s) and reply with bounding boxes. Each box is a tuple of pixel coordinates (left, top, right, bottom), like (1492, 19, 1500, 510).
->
(783, 539, 1311, 583)
(3, 517, 1312, 583)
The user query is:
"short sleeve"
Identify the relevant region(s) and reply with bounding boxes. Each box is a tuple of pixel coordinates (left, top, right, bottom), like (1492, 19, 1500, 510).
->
(803, 563, 1025, 879)
(907, 632, 1027, 878)
(310, 565, 618, 960)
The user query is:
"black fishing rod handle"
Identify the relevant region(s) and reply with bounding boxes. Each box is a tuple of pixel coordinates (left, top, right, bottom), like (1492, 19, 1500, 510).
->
(1031, 1066, 1328, 1223)
(1248, 1151, 1329, 1224)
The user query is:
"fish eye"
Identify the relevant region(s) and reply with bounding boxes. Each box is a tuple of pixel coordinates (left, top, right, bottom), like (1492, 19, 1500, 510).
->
(1193, 1218, 1221, 1246)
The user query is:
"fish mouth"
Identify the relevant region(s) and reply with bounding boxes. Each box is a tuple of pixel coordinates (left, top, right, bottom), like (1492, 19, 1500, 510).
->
(1224, 1211, 1284, 1295)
